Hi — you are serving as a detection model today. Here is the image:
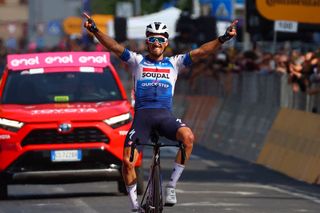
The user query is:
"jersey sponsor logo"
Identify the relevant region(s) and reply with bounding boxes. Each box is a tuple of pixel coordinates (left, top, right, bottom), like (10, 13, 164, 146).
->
(142, 72, 169, 79)
(141, 82, 170, 88)
(142, 72, 170, 79)
(128, 129, 135, 140)
(142, 67, 170, 79)
(176, 118, 186, 127)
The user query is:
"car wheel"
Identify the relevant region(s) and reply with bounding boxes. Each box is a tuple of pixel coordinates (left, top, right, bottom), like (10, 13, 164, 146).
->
(0, 178, 8, 200)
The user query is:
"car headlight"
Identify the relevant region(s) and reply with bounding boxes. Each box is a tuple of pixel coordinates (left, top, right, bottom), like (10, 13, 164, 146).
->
(0, 118, 24, 132)
(103, 112, 132, 128)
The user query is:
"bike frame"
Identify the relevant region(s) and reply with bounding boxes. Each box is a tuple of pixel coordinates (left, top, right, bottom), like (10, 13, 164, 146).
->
(130, 132, 185, 213)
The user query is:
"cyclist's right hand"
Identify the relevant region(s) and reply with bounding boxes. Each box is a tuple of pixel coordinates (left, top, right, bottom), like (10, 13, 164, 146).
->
(83, 12, 99, 33)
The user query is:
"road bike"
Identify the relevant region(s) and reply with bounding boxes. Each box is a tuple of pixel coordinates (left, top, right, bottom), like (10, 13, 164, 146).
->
(130, 131, 186, 213)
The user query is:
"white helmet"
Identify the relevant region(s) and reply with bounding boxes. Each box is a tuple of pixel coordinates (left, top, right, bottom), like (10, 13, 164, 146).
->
(146, 22, 169, 38)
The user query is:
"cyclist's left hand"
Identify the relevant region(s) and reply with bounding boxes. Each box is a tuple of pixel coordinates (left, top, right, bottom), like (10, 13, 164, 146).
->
(83, 12, 99, 33)
(218, 20, 238, 43)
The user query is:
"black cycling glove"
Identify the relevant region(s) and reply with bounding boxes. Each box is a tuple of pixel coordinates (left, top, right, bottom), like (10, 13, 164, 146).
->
(218, 25, 235, 44)
(87, 18, 99, 33)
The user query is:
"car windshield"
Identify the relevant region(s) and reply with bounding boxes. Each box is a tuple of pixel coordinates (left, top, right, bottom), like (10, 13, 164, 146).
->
(1, 67, 123, 104)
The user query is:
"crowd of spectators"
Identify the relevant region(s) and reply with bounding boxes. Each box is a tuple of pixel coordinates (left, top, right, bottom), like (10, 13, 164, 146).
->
(184, 43, 320, 95)
(1, 35, 320, 96)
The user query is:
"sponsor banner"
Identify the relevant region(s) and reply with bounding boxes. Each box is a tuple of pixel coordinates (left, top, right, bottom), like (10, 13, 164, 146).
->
(7, 52, 110, 70)
(257, 0, 320, 24)
(63, 15, 113, 35)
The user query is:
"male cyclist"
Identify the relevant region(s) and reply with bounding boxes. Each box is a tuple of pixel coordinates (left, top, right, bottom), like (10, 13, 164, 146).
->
(84, 13, 237, 212)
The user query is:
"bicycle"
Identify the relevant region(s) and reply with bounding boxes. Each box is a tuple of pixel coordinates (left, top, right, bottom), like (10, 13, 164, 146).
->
(130, 131, 186, 213)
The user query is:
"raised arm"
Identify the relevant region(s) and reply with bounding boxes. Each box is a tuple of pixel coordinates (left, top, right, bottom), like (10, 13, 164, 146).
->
(189, 20, 238, 63)
(83, 12, 125, 57)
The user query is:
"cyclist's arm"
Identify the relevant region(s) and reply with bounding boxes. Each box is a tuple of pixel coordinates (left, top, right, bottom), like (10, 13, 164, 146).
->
(83, 13, 125, 58)
(93, 30, 125, 58)
(189, 20, 238, 63)
(189, 39, 222, 63)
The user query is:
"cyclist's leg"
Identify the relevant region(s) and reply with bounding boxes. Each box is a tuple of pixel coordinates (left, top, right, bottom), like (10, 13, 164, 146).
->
(175, 126, 194, 164)
(158, 112, 195, 165)
(122, 109, 152, 211)
(168, 127, 194, 187)
(122, 147, 140, 211)
(157, 112, 195, 205)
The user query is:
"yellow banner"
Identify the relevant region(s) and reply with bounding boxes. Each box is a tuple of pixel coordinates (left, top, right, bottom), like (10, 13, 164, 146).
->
(256, 1, 320, 24)
(63, 14, 114, 35)
(63, 16, 82, 35)
(257, 108, 320, 184)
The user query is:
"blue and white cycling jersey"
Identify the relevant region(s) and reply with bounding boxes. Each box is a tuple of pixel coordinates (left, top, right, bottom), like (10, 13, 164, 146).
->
(120, 49, 192, 110)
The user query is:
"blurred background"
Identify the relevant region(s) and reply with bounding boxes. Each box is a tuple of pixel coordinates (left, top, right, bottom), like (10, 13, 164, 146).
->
(1, 0, 319, 53)
(1, 0, 320, 184)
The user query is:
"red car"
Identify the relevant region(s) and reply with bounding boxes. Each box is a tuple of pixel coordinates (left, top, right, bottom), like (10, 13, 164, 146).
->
(0, 52, 143, 199)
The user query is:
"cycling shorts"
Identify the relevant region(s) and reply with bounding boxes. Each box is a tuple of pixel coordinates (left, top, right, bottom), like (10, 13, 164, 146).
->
(124, 108, 188, 152)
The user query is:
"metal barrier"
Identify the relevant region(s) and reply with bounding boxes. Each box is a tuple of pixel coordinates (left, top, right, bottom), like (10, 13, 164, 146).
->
(120, 70, 320, 164)
(173, 72, 320, 162)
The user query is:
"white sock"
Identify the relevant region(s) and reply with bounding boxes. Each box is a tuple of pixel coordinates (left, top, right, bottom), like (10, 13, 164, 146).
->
(168, 163, 185, 188)
(126, 184, 139, 210)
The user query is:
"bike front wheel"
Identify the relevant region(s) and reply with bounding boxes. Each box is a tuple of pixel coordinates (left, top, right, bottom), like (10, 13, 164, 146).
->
(145, 164, 162, 213)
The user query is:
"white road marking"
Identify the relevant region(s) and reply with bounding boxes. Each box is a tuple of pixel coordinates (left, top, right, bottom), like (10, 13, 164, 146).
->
(34, 186, 101, 213)
(222, 168, 233, 173)
(72, 199, 100, 213)
(33, 203, 61, 207)
(294, 209, 310, 212)
(176, 189, 257, 196)
(188, 183, 320, 205)
(201, 159, 219, 167)
(177, 201, 251, 207)
(257, 184, 320, 205)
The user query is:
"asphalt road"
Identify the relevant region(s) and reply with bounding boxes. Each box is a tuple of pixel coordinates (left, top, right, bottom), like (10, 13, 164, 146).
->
(1, 145, 320, 213)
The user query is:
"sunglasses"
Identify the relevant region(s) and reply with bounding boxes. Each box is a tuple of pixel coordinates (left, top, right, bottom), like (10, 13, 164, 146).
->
(147, 36, 168, 44)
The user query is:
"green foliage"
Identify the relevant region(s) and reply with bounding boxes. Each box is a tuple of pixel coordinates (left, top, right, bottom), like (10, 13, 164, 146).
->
(140, 0, 166, 14)
(90, 0, 118, 14)
(177, 0, 192, 12)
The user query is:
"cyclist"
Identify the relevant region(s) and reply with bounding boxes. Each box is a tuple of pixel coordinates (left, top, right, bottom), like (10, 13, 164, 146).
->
(84, 13, 237, 212)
